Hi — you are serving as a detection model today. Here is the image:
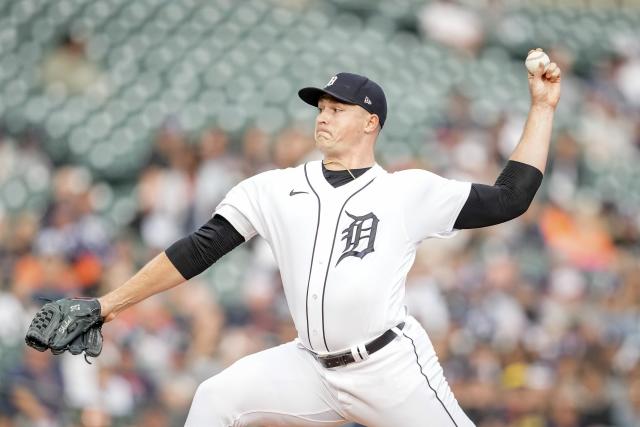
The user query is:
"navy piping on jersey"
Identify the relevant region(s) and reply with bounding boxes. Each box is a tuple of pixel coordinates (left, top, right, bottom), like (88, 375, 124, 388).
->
(402, 332, 459, 427)
(321, 176, 377, 352)
(303, 162, 322, 350)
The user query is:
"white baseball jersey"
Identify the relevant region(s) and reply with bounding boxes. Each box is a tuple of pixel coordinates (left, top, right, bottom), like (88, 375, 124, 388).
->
(215, 160, 471, 354)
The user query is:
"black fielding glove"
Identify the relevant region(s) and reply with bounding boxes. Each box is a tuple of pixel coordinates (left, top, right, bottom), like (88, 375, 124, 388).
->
(68, 324, 104, 359)
(25, 302, 62, 352)
(25, 297, 103, 361)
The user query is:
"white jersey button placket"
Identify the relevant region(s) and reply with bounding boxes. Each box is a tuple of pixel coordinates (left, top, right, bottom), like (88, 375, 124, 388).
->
(306, 194, 342, 352)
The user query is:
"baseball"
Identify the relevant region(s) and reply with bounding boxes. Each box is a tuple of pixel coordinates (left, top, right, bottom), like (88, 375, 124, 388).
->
(525, 50, 550, 74)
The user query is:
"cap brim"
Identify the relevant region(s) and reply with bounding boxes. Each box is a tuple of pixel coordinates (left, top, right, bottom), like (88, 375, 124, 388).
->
(298, 87, 355, 107)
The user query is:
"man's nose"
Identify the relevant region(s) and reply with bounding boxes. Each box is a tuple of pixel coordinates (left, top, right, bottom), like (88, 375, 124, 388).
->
(317, 110, 329, 124)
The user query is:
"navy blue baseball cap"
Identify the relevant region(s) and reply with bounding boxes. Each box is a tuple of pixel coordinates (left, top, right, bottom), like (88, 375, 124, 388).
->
(298, 72, 387, 127)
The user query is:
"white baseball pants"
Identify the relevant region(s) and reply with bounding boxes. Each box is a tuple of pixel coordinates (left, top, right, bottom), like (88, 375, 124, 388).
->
(185, 316, 475, 427)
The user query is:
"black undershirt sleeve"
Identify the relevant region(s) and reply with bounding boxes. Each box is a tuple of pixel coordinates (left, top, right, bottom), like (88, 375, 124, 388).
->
(454, 160, 543, 229)
(165, 214, 245, 280)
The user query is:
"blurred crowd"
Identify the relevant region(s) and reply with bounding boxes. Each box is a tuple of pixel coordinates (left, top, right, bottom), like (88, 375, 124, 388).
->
(1, 1, 640, 427)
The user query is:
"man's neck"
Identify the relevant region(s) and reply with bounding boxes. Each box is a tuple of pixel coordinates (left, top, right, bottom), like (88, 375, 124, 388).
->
(319, 136, 377, 170)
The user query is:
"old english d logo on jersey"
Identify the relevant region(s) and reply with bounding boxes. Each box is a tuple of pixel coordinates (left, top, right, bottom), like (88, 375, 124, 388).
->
(336, 211, 379, 266)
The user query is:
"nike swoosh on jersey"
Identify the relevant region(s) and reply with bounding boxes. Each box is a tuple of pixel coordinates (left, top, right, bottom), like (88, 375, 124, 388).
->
(289, 190, 309, 196)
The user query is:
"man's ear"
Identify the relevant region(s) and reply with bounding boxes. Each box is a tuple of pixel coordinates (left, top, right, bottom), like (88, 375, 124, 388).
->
(364, 114, 380, 133)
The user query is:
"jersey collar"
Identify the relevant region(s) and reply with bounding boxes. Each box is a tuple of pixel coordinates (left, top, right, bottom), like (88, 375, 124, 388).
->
(307, 160, 384, 195)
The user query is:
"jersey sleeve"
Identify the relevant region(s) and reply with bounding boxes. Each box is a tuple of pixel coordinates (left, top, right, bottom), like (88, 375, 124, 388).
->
(213, 172, 273, 241)
(398, 169, 472, 243)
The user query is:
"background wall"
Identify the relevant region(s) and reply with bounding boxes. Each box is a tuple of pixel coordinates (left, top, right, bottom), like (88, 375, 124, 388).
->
(0, 0, 639, 426)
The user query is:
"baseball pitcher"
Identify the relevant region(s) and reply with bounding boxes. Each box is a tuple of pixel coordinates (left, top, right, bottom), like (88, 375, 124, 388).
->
(26, 49, 561, 426)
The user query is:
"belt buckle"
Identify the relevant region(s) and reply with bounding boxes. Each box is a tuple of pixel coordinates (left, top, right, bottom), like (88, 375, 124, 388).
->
(316, 354, 332, 368)
(319, 352, 350, 368)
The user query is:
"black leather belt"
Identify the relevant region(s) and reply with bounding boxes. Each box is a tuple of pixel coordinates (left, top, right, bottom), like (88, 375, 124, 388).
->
(315, 322, 405, 368)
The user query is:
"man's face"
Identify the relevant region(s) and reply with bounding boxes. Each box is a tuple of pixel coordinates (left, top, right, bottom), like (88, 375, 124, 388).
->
(314, 96, 371, 154)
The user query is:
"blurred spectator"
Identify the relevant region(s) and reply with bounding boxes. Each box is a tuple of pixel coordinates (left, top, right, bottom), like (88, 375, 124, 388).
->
(548, 387, 580, 427)
(577, 363, 614, 425)
(241, 127, 274, 176)
(0, 282, 28, 347)
(133, 402, 171, 427)
(137, 133, 197, 248)
(271, 127, 315, 168)
(405, 268, 451, 339)
(41, 32, 108, 99)
(5, 349, 65, 427)
(418, 0, 485, 55)
(614, 371, 640, 426)
(192, 127, 242, 225)
(539, 203, 616, 270)
(615, 53, 640, 108)
(148, 120, 186, 169)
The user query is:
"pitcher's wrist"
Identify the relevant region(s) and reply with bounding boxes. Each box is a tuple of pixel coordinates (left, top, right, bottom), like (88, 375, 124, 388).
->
(530, 102, 556, 113)
(97, 296, 114, 321)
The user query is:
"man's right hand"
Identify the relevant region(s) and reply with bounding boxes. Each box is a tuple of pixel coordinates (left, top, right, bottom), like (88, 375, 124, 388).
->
(527, 48, 562, 110)
(98, 296, 117, 322)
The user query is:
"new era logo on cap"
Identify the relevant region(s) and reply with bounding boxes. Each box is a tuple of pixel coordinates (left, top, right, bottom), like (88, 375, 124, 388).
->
(298, 72, 388, 127)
